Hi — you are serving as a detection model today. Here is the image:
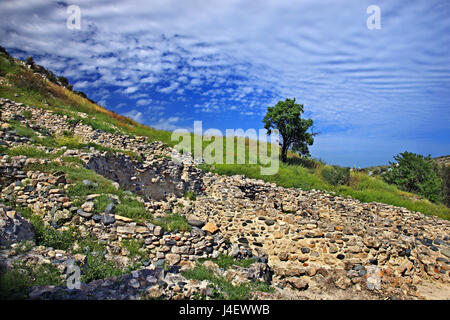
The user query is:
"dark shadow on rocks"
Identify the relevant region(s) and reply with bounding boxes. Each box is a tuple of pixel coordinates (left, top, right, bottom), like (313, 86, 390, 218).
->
(85, 154, 204, 201)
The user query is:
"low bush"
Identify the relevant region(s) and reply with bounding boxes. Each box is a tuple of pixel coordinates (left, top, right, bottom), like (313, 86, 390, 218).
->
(17, 206, 76, 250)
(321, 165, 350, 186)
(10, 70, 47, 95)
(81, 253, 123, 283)
(0, 261, 63, 299)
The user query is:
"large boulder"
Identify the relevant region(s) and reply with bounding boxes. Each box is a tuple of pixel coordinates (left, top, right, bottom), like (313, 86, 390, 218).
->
(0, 205, 35, 246)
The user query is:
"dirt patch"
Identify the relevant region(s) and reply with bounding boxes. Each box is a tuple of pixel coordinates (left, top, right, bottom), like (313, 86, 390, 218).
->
(417, 281, 450, 300)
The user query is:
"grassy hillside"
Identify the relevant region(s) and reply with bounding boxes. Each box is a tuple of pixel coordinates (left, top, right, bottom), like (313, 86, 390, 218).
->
(0, 48, 449, 220)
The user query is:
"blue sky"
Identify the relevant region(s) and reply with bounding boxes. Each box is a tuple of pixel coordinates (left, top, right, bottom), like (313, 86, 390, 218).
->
(0, 0, 449, 167)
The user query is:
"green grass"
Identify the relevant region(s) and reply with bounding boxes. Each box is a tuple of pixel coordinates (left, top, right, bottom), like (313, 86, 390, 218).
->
(92, 194, 114, 213)
(74, 238, 142, 283)
(24, 161, 159, 222)
(1, 200, 134, 286)
(184, 191, 196, 201)
(13, 205, 77, 250)
(181, 264, 273, 300)
(115, 197, 152, 221)
(22, 161, 180, 224)
(8, 119, 37, 138)
(71, 236, 128, 283)
(60, 156, 84, 165)
(84, 142, 143, 162)
(4, 121, 142, 162)
(0, 53, 174, 145)
(54, 135, 86, 149)
(25, 162, 118, 196)
(198, 254, 256, 270)
(121, 239, 148, 261)
(336, 172, 450, 220)
(0, 261, 63, 299)
(21, 110, 33, 119)
(3, 146, 48, 158)
(154, 213, 192, 232)
(80, 253, 124, 283)
(3, 145, 66, 159)
(12, 240, 35, 254)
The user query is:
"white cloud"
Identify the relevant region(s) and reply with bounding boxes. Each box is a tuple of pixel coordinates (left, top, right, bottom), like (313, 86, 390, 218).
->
(158, 82, 179, 94)
(123, 86, 139, 94)
(149, 116, 181, 131)
(189, 78, 203, 86)
(141, 75, 158, 83)
(123, 109, 144, 123)
(136, 99, 152, 106)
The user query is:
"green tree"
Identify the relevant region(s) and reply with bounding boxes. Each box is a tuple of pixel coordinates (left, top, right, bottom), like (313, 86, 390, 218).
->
(57, 76, 69, 86)
(383, 151, 443, 203)
(25, 56, 35, 67)
(440, 164, 450, 207)
(263, 98, 315, 162)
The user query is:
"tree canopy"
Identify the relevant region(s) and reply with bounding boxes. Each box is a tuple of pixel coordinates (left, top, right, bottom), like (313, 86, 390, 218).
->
(383, 151, 443, 203)
(263, 98, 314, 162)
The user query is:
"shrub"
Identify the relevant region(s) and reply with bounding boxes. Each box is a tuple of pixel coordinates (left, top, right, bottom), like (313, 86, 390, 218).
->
(10, 70, 47, 94)
(55, 135, 85, 149)
(0, 261, 63, 299)
(57, 76, 69, 87)
(321, 165, 350, 186)
(81, 253, 123, 283)
(25, 56, 35, 67)
(383, 151, 443, 203)
(19, 206, 76, 250)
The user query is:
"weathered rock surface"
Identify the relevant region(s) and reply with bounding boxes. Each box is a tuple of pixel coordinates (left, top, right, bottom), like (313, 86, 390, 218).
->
(0, 205, 35, 246)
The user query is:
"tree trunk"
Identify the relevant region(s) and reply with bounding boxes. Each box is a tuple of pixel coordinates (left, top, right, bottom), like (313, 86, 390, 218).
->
(281, 142, 288, 163)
